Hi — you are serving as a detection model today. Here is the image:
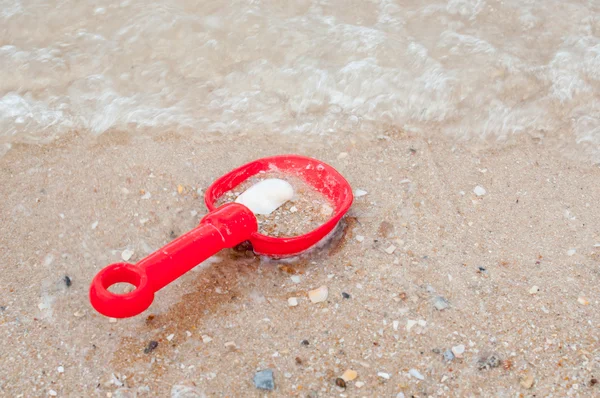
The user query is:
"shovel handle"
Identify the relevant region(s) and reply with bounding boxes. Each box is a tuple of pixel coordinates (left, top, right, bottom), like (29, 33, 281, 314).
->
(89, 203, 257, 318)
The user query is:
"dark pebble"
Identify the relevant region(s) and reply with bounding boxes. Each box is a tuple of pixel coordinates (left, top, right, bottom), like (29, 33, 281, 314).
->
(335, 378, 346, 388)
(254, 369, 275, 391)
(301, 340, 310, 346)
(144, 340, 159, 354)
(477, 353, 501, 370)
(591, 378, 597, 386)
(342, 292, 350, 299)
(478, 266, 486, 272)
(64, 276, 72, 287)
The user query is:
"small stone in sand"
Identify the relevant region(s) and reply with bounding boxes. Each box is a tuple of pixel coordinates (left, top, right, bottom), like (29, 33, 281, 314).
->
(308, 286, 328, 303)
(409, 369, 424, 380)
(141, 192, 151, 199)
(144, 341, 158, 354)
(355, 381, 365, 388)
(474, 186, 486, 196)
(91, 221, 99, 230)
(341, 369, 358, 382)
(354, 189, 368, 197)
(254, 369, 275, 391)
(291, 275, 301, 284)
(355, 235, 365, 242)
(64, 276, 72, 287)
(377, 372, 391, 380)
(121, 248, 134, 261)
(406, 320, 417, 331)
(177, 184, 184, 194)
(433, 296, 450, 310)
(452, 344, 465, 357)
(384, 245, 396, 254)
(48, 390, 57, 396)
(477, 353, 502, 370)
(109, 317, 117, 323)
(443, 350, 455, 361)
(520, 373, 534, 389)
(166, 333, 175, 342)
(396, 393, 406, 398)
(578, 296, 589, 306)
(301, 340, 309, 346)
(289, 206, 298, 213)
(201, 335, 212, 343)
(288, 297, 299, 307)
(529, 286, 539, 295)
(335, 378, 346, 388)
(567, 249, 576, 256)
(185, 331, 192, 337)
(342, 292, 350, 299)
(224, 341, 237, 349)
(57, 366, 64, 373)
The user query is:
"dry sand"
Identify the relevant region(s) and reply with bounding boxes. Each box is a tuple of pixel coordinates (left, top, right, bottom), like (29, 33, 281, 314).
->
(1, 130, 599, 397)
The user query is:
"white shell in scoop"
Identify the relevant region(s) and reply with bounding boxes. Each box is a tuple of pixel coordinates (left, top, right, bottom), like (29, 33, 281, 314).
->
(235, 178, 294, 215)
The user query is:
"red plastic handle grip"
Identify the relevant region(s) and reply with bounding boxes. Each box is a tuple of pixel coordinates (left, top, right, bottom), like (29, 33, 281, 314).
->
(89, 203, 258, 318)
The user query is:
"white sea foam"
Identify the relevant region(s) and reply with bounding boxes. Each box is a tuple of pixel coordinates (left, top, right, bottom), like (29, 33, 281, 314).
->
(0, 0, 599, 162)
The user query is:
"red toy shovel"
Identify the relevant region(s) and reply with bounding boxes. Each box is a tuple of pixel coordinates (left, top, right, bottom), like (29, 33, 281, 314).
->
(90, 155, 353, 318)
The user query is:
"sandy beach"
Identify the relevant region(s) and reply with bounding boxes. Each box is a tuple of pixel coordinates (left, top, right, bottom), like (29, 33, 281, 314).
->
(1, 130, 599, 396)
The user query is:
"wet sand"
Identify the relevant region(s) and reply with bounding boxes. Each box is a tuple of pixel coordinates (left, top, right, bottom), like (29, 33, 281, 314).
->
(1, 130, 599, 397)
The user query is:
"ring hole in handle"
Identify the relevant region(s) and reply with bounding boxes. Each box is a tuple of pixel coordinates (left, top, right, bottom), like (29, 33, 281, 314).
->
(90, 262, 155, 318)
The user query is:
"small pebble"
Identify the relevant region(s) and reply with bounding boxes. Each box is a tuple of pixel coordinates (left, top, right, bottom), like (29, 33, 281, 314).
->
(91, 221, 99, 230)
(109, 317, 117, 323)
(48, 390, 57, 397)
(224, 341, 237, 349)
(144, 341, 158, 354)
(355, 235, 365, 242)
(452, 344, 465, 357)
(342, 292, 350, 299)
(433, 296, 449, 310)
(335, 378, 346, 388)
(341, 369, 357, 382)
(291, 275, 301, 284)
(396, 393, 406, 398)
(121, 248, 134, 262)
(254, 369, 275, 391)
(567, 249, 576, 256)
(57, 366, 64, 373)
(63, 276, 72, 287)
(406, 320, 417, 331)
(443, 350, 455, 361)
(141, 192, 151, 199)
(354, 189, 368, 197)
(377, 372, 390, 380)
(474, 186, 486, 196)
(288, 297, 299, 307)
(308, 286, 328, 303)
(355, 381, 365, 388)
(289, 206, 298, 213)
(409, 369, 424, 380)
(384, 245, 396, 254)
(578, 296, 589, 306)
(529, 286, 539, 295)
(301, 340, 309, 346)
(166, 333, 175, 342)
(520, 373, 534, 389)
(477, 353, 502, 370)
(185, 331, 192, 337)
(201, 335, 212, 344)
(392, 320, 399, 331)
(338, 152, 348, 159)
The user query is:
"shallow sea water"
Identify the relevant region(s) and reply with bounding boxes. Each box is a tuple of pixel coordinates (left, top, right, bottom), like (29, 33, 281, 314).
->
(1, 0, 599, 161)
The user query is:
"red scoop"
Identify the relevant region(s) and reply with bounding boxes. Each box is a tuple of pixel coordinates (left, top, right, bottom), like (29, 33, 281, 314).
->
(89, 155, 353, 318)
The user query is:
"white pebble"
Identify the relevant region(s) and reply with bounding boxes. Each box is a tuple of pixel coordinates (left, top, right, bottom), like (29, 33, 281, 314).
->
(396, 393, 406, 398)
(529, 286, 539, 295)
(409, 369, 424, 380)
(109, 317, 117, 323)
(57, 366, 64, 373)
(289, 206, 298, 213)
(567, 249, 576, 256)
(141, 192, 151, 200)
(384, 245, 396, 254)
(166, 333, 175, 342)
(121, 249, 134, 262)
(288, 297, 299, 307)
(355, 235, 364, 242)
(406, 320, 417, 331)
(355, 381, 365, 388)
(91, 221, 99, 230)
(392, 320, 399, 331)
(290, 275, 301, 284)
(452, 344, 465, 357)
(308, 286, 328, 303)
(201, 335, 212, 343)
(354, 189, 368, 197)
(473, 186, 486, 196)
(186, 331, 192, 337)
(377, 372, 391, 380)
(48, 390, 57, 396)
(338, 152, 348, 159)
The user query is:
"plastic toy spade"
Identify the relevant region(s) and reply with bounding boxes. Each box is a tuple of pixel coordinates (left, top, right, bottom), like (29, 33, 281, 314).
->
(89, 155, 353, 318)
